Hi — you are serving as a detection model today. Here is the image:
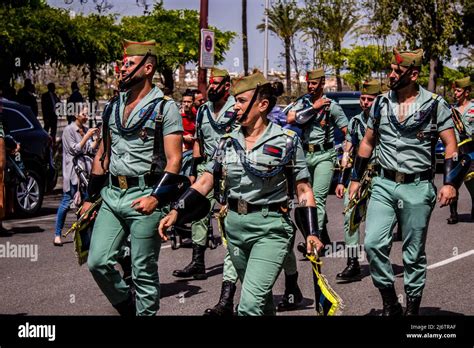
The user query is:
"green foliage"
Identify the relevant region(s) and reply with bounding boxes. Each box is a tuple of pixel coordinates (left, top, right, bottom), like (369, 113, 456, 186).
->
(121, 2, 235, 70)
(342, 45, 391, 86)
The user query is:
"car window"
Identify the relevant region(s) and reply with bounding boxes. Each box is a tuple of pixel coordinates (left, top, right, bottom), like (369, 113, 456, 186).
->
(2, 107, 34, 133)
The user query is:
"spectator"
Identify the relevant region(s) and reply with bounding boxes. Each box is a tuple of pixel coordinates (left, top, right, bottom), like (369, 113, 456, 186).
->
(17, 79, 38, 117)
(41, 83, 60, 142)
(192, 89, 205, 112)
(181, 90, 196, 151)
(66, 81, 84, 124)
(53, 106, 99, 246)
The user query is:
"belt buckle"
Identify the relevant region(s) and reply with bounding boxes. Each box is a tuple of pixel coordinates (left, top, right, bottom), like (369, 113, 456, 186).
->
(395, 172, 405, 183)
(118, 175, 128, 190)
(237, 198, 248, 215)
(308, 144, 315, 152)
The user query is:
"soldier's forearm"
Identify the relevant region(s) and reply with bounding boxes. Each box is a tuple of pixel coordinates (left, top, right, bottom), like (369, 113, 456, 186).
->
(191, 171, 214, 197)
(296, 180, 316, 207)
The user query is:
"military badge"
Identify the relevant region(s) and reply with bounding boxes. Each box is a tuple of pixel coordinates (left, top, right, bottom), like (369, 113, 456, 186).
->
(139, 127, 148, 141)
(416, 130, 425, 141)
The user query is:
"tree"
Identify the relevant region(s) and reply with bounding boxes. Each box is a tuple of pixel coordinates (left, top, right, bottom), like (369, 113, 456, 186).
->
(0, 3, 76, 88)
(257, 0, 302, 95)
(121, 2, 235, 92)
(303, 0, 360, 91)
(67, 14, 122, 102)
(242, 0, 249, 76)
(342, 45, 390, 90)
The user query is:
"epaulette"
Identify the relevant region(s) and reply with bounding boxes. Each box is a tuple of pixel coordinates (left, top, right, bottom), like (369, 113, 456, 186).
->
(282, 128, 296, 138)
(163, 95, 172, 101)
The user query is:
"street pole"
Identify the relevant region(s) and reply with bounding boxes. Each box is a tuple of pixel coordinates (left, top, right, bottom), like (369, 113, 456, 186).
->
(198, 0, 209, 97)
(263, 0, 269, 78)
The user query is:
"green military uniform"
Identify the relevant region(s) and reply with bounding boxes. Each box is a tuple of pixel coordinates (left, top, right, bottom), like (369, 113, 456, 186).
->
(450, 76, 474, 220)
(342, 80, 381, 253)
(88, 40, 183, 316)
(192, 68, 238, 284)
(363, 50, 454, 300)
(287, 68, 348, 235)
(206, 73, 310, 315)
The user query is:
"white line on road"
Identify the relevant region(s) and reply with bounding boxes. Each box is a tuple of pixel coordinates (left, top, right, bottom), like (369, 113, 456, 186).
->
(161, 244, 172, 249)
(5, 215, 57, 225)
(427, 250, 474, 270)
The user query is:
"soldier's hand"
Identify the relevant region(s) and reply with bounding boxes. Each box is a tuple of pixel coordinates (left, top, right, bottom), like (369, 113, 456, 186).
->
(307, 236, 324, 255)
(348, 181, 361, 201)
(79, 201, 93, 217)
(286, 110, 297, 124)
(335, 184, 345, 199)
(131, 196, 158, 215)
(158, 210, 178, 241)
(438, 185, 457, 207)
(312, 97, 330, 110)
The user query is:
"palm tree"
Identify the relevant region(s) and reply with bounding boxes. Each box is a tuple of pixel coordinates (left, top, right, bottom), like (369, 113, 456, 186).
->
(242, 0, 249, 75)
(257, 0, 302, 95)
(303, 0, 360, 91)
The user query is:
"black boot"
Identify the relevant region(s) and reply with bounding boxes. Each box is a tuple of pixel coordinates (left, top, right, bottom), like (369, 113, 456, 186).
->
(447, 201, 458, 224)
(277, 272, 304, 312)
(112, 293, 135, 317)
(172, 243, 207, 280)
(203, 280, 236, 316)
(379, 286, 403, 316)
(405, 296, 422, 316)
(320, 224, 331, 246)
(336, 257, 361, 282)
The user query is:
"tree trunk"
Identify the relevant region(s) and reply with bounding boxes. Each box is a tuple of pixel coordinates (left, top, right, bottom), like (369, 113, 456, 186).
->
(242, 0, 249, 76)
(336, 66, 342, 91)
(88, 63, 96, 103)
(178, 64, 186, 88)
(284, 38, 292, 96)
(161, 67, 175, 93)
(427, 56, 438, 93)
(290, 38, 301, 95)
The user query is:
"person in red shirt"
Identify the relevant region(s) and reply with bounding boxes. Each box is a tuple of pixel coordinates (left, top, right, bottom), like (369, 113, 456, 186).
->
(181, 90, 196, 151)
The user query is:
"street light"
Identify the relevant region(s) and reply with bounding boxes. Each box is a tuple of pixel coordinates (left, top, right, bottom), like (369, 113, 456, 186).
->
(263, 0, 269, 78)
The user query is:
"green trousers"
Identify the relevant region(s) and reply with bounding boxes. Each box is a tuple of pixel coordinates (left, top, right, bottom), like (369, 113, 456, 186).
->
(88, 183, 163, 316)
(305, 148, 337, 232)
(364, 176, 436, 297)
(225, 210, 294, 315)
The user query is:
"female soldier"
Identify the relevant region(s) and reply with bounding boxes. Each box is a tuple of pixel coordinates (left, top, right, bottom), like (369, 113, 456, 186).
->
(158, 72, 323, 316)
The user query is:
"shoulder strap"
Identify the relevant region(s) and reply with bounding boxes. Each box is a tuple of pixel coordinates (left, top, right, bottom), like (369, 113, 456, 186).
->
(283, 133, 297, 200)
(195, 104, 206, 157)
(150, 98, 168, 174)
(430, 95, 440, 175)
(213, 135, 231, 203)
(99, 95, 119, 171)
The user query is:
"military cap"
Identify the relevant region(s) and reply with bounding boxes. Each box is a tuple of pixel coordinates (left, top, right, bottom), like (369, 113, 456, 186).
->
(123, 39, 157, 57)
(391, 48, 423, 67)
(231, 72, 268, 96)
(306, 68, 325, 81)
(361, 79, 382, 95)
(454, 76, 471, 89)
(210, 67, 229, 79)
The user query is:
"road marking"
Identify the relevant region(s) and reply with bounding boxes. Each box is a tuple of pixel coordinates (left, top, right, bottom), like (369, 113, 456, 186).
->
(161, 244, 172, 249)
(427, 250, 474, 270)
(5, 215, 57, 225)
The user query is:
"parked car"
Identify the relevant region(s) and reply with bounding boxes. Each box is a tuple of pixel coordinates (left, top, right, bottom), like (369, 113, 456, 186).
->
(1, 98, 57, 216)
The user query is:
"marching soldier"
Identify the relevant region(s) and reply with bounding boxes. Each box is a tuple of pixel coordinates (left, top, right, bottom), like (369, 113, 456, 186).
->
(447, 76, 474, 224)
(334, 79, 382, 282)
(349, 49, 466, 316)
(277, 68, 348, 311)
(82, 39, 187, 316)
(172, 68, 240, 316)
(159, 72, 324, 315)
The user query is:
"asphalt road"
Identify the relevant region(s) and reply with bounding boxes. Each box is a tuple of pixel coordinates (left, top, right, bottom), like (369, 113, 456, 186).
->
(0, 176, 472, 316)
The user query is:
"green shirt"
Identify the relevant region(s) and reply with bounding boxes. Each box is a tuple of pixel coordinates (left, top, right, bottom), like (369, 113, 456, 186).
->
(205, 122, 310, 205)
(196, 96, 236, 158)
(454, 101, 474, 142)
(367, 86, 453, 174)
(346, 111, 376, 162)
(108, 86, 183, 177)
(288, 95, 348, 145)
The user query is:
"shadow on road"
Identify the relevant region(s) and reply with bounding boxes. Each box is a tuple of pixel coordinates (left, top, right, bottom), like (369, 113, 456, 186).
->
(7, 226, 44, 234)
(160, 281, 203, 299)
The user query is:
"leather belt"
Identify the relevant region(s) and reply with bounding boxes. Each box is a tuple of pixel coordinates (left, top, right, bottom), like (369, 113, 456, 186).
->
(227, 198, 288, 215)
(378, 168, 433, 184)
(110, 173, 158, 190)
(303, 141, 334, 153)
